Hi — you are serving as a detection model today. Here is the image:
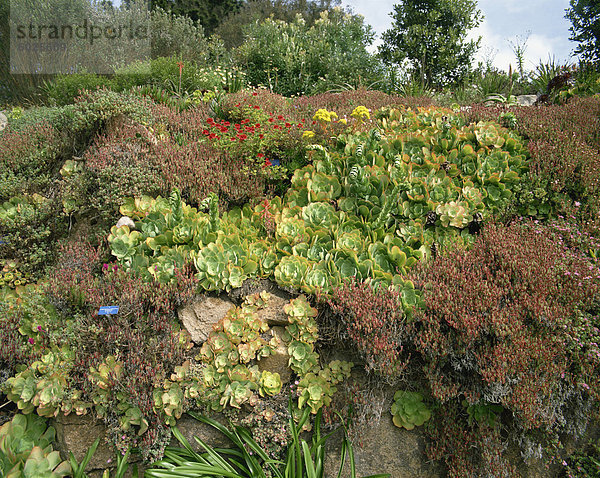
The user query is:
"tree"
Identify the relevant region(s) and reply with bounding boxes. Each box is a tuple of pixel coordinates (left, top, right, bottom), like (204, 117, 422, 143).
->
(131, 0, 242, 34)
(565, 0, 600, 65)
(378, 0, 482, 88)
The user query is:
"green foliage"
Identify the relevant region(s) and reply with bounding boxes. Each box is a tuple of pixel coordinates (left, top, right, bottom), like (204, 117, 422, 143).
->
(236, 9, 379, 96)
(3, 349, 74, 417)
(145, 405, 389, 478)
(566, 0, 600, 65)
(379, 0, 483, 87)
(463, 400, 503, 428)
(0, 415, 71, 478)
(111, 106, 528, 297)
(0, 414, 71, 478)
(390, 390, 431, 430)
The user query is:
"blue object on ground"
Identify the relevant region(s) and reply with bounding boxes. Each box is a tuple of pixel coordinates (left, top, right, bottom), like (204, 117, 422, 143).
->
(270, 158, 281, 166)
(98, 306, 120, 315)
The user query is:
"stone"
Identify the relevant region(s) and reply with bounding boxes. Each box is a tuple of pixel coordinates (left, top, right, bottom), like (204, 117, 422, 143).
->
(178, 295, 235, 344)
(258, 326, 292, 384)
(324, 414, 441, 478)
(516, 95, 539, 106)
(52, 413, 116, 471)
(115, 216, 136, 230)
(0, 112, 7, 132)
(171, 413, 233, 452)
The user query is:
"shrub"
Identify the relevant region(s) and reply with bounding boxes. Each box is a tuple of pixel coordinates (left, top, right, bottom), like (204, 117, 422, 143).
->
(328, 278, 415, 380)
(465, 97, 600, 229)
(411, 221, 599, 426)
(40, 241, 198, 460)
(235, 10, 379, 96)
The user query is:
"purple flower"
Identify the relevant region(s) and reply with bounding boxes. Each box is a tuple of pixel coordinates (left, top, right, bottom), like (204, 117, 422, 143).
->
(37, 325, 42, 331)
(28, 338, 34, 344)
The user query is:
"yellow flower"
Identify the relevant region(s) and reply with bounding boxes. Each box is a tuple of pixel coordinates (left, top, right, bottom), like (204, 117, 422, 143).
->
(339, 118, 347, 125)
(312, 108, 338, 126)
(350, 106, 370, 123)
(302, 130, 315, 139)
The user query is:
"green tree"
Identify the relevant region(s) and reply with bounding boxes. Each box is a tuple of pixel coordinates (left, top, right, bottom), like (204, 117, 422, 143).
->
(134, 0, 242, 34)
(565, 0, 600, 65)
(378, 0, 482, 88)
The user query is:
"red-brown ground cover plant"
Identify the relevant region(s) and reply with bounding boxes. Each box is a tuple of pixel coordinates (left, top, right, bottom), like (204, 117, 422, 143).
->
(44, 241, 198, 460)
(465, 97, 600, 231)
(410, 220, 600, 476)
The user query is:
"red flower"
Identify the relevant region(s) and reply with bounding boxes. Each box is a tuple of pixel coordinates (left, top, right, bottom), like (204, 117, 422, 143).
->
(268, 118, 274, 123)
(255, 123, 261, 128)
(237, 134, 248, 141)
(235, 103, 241, 107)
(207, 118, 215, 124)
(254, 105, 260, 109)
(264, 158, 272, 167)
(277, 115, 284, 120)
(257, 153, 264, 158)
(252, 92, 258, 96)
(202, 129, 209, 135)
(230, 137, 236, 141)
(176, 61, 184, 76)
(285, 122, 292, 128)
(259, 134, 264, 139)
(273, 125, 281, 130)
(209, 133, 218, 139)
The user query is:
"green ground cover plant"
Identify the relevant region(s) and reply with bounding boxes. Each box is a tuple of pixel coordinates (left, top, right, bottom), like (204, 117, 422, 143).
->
(2, 70, 600, 478)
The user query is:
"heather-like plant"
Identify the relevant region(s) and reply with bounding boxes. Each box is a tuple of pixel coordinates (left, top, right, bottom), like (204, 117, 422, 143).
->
(408, 220, 600, 475)
(328, 278, 417, 379)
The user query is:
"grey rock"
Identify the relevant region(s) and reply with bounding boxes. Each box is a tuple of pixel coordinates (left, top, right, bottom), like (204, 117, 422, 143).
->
(324, 415, 440, 478)
(178, 295, 235, 344)
(171, 413, 233, 451)
(258, 325, 292, 383)
(52, 414, 116, 471)
(115, 216, 136, 230)
(516, 95, 539, 106)
(0, 112, 6, 132)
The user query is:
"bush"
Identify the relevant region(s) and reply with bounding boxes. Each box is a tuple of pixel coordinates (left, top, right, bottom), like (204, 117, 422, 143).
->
(465, 97, 600, 229)
(235, 10, 380, 96)
(411, 221, 599, 426)
(328, 279, 414, 380)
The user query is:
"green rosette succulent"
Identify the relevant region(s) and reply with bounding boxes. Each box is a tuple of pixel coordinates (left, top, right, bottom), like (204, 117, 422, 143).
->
(390, 390, 431, 430)
(436, 201, 473, 228)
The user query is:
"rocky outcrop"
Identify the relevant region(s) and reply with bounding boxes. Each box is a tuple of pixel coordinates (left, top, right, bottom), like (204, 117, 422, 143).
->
(258, 326, 292, 384)
(516, 94, 539, 106)
(177, 295, 235, 344)
(52, 413, 116, 472)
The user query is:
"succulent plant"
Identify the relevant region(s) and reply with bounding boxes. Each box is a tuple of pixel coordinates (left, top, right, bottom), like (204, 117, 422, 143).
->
(436, 201, 473, 228)
(259, 371, 282, 397)
(390, 390, 431, 430)
(3, 349, 74, 417)
(0, 414, 71, 478)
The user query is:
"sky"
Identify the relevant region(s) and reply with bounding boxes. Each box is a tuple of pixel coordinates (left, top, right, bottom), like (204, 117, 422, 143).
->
(341, 0, 578, 72)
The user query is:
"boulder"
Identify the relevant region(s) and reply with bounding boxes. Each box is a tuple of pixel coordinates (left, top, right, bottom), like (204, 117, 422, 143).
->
(324, 413, 440, 478)
(0, 112, 7, 132)
(258, 326, 292, 383)
(178, 295, 235, 344)
(230, 279, 295, 326)
(172, 413, 233, 451)
(516, 95, 538, 106)
(52, 413, 116, 471)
